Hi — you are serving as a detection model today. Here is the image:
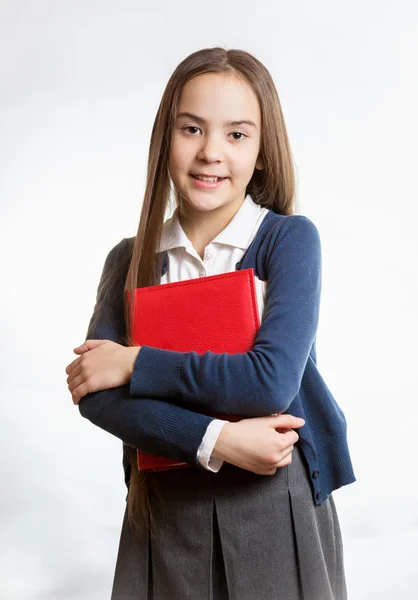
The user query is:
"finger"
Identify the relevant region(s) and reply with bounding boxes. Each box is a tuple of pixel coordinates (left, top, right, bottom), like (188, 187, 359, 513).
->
(274, 452, 293, 468)
(280, 429, 300, 445)
(66, 364, 83, 386)
(74, 339, 107, 354)
(68, 373, 85, 395)
(279, 445, 294, 460)
(71, 382, 89, 405)
(73, 346, 89, 355)
(257, 466, 277, 476)
(73, 343, 91, 355)
(268, 414, 305, 429)
(272, 445, 294, 467)
(65, 356, 81, 375)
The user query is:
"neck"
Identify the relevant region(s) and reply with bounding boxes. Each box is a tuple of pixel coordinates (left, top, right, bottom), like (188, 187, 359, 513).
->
(177, 194, 246, 258)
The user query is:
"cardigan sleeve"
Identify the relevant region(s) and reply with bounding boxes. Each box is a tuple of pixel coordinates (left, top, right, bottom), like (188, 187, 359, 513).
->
(77, 239, 216, 467)
(129, 216, 322, 416)
(78, 386, 215, 466)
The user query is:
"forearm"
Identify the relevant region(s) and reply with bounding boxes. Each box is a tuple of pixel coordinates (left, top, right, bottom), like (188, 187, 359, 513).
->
(130, 346, 298, 416)
(78, 384, 217, 467)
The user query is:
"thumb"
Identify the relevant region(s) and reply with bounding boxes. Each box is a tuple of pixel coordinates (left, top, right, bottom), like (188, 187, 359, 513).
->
(73, 339, 107, 354)
(267, 413, 305, 429)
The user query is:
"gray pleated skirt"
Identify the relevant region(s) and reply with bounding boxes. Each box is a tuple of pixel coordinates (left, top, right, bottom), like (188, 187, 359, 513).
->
(110, 443, 347, 600)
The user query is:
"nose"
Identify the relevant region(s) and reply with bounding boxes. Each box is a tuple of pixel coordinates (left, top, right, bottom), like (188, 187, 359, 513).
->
(196, 134, 224, 163)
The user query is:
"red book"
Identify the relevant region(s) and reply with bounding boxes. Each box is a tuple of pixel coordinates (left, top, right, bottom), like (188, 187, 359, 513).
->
(125, 268, 261, 472)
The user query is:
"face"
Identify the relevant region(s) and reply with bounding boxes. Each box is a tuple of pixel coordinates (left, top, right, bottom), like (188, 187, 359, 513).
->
(168, 72, 264, 222)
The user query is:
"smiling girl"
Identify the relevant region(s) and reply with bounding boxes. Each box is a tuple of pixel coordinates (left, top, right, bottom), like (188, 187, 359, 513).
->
(65, 47, 356, 599)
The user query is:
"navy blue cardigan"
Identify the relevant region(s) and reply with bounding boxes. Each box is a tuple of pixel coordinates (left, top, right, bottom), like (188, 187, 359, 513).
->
(78, 210, 356, 505)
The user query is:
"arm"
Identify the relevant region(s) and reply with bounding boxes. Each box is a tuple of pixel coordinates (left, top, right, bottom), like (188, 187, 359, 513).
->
(77, 239, 220, 468)
(129, 216, 321, 416)
(78, 385, 216, 467)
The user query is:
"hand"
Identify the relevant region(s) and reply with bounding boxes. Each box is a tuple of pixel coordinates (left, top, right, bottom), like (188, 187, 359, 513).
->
(65, 339, 141, 404)
(212, 413, 305, 475)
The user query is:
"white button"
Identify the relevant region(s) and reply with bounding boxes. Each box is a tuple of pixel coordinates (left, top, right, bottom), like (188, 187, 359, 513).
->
(200, 269, 205, 276)
(205, 253, 212, 261)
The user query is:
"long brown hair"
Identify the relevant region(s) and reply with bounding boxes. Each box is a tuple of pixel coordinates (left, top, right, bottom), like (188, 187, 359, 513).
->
(88, 46, 297, 538)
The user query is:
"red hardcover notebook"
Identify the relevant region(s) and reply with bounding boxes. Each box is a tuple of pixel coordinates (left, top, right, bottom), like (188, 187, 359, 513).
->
(125, 268, 261, 472)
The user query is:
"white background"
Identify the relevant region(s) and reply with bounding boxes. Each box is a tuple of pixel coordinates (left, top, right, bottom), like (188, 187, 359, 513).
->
(1, 1, 417, 598)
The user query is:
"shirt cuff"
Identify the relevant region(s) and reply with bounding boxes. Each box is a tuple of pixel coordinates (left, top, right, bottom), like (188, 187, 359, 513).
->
(197, 419, 229, 473)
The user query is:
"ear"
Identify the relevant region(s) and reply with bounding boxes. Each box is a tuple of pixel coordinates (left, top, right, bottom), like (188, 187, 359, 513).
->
(255, 154, 264, 171)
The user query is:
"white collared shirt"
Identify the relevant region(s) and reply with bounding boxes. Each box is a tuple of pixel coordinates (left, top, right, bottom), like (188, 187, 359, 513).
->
(158, 193, 269, 472)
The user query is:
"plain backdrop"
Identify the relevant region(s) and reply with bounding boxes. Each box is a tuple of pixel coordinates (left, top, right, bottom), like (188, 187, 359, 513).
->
(1, 1, 417, 598)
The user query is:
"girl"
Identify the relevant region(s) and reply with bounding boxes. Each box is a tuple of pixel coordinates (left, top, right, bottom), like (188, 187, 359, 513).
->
(65, 47, 356, 599)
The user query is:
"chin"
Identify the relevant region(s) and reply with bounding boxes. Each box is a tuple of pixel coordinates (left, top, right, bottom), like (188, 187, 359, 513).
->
(188, 192, 233, 210)
(182, 199, 221, 214)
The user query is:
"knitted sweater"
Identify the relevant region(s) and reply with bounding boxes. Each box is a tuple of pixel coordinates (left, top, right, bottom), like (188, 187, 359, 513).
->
(78, 210, 356, 505)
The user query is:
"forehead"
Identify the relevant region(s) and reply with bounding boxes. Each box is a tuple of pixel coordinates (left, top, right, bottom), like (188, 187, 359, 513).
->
(177, 73, 261, 125)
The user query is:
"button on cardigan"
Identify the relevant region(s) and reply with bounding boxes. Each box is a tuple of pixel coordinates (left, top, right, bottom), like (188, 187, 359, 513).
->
(78, 203, 356, 506)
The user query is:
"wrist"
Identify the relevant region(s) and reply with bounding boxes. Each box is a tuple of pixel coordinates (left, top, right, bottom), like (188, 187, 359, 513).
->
(126, 346, 141, 378)
(212, 422, 235, 460)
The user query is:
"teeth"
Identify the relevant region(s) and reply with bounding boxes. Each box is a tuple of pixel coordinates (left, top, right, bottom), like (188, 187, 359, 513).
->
(193, 175, 224, 182)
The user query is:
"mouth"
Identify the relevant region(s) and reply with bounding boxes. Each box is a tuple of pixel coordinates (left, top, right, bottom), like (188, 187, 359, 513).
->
(189, 174, 228, 189)
(191, 174, 228, 182)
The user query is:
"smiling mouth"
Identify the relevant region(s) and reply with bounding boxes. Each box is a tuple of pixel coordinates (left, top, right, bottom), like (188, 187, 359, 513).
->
(191, 175, 228, 182)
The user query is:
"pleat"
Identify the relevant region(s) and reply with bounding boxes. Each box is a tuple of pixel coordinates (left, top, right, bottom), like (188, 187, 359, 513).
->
(110, 503, 150, 600)
(286, 445, 348, 600)
(147, 467, 214, 600)
(211, 501, 230, 600)
(212, 457, 302, 599)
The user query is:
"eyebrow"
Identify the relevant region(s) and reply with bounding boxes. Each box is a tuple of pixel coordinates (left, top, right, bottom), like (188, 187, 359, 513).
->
(176, 112, 257, 130)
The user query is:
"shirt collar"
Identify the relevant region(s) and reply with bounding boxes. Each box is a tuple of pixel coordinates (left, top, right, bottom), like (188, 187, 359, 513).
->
(158, 193, 265, 253)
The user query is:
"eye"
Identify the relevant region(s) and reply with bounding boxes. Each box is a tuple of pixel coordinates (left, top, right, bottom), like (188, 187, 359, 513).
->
(182, 126, 201, 135)
(229, 132, 247, 141)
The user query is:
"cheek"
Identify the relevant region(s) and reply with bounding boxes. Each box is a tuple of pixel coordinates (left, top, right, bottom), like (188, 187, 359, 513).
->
(169, 147, 189, 177)
(232, 157, 255, 176)
(241, 151, 263, 175)
(168, 136, 180, 165)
